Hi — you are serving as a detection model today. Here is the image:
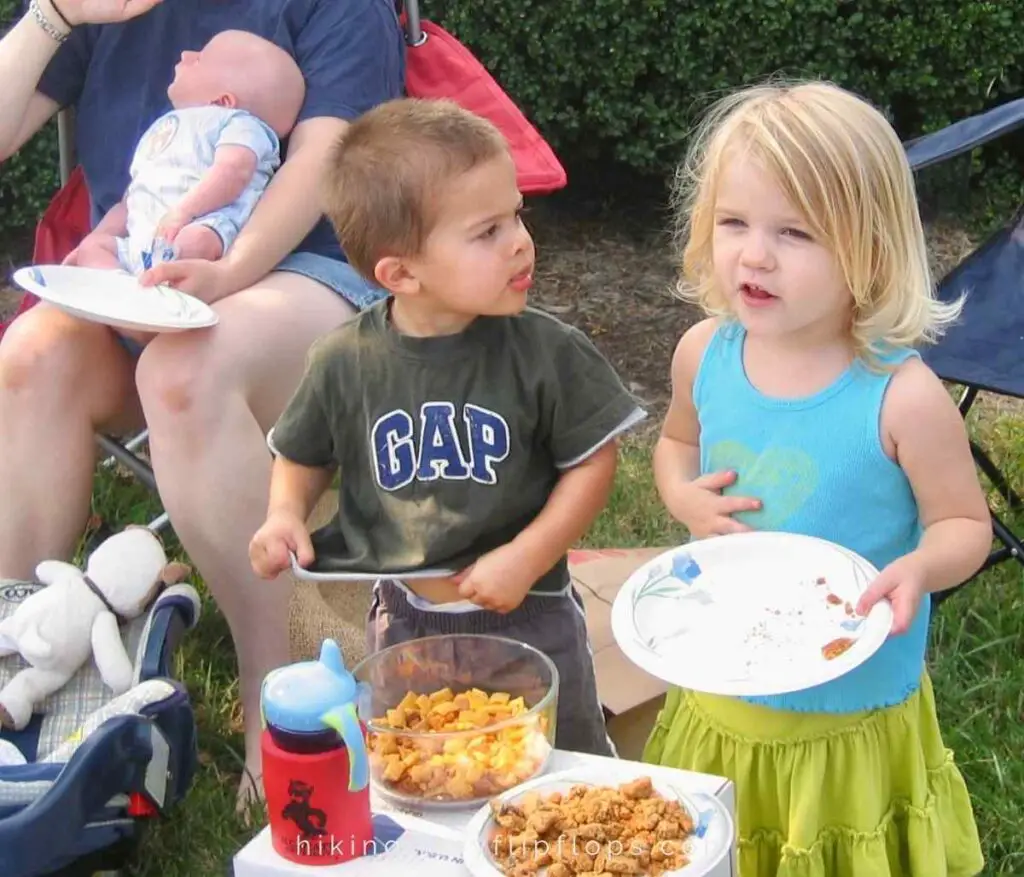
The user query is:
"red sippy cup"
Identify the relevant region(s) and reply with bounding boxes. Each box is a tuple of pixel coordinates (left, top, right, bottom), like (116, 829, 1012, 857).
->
(260, 639, 373, 866)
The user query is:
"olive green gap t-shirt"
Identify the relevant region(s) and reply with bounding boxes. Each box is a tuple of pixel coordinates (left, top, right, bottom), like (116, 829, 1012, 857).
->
(269, 300, 646, 594)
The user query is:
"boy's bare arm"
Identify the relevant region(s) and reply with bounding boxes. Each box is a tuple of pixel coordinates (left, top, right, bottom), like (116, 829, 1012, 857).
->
(158, 145, 259, 239)
(506, 440, 618, 580)
(266, 455, 335, 523)
(457, 441, 619, 611)
(250, 455, 334, 577)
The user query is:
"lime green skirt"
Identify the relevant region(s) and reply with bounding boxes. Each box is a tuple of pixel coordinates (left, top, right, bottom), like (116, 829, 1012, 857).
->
(642, 674, 983, 877)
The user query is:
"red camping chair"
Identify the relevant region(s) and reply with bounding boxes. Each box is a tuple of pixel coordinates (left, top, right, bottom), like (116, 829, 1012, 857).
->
(400, 0, 567, 195)
(1, 166, 90, 338)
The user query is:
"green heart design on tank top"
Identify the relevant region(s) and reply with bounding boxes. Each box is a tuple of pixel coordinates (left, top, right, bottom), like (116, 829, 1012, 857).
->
(706, 439, 819, 529)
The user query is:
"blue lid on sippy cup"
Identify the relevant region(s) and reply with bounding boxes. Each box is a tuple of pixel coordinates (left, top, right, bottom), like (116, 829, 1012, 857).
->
(262, 639, 357, 733)
(261, 639, 369, 791)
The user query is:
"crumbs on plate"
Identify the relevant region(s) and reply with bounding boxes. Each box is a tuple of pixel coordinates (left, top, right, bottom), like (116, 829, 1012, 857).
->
(821, 637, 855, 661)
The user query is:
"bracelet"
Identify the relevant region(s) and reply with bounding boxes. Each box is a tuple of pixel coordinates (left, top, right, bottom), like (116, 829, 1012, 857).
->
(29, 0, 69, 43)
(48, 0, 73, 31)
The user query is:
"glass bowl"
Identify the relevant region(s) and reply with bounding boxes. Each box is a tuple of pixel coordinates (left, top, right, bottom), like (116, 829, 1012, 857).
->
(352, 634, 558, 810)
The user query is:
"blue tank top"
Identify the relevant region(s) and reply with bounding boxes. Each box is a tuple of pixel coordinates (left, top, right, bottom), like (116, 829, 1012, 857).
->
(693, 322, 928, 713)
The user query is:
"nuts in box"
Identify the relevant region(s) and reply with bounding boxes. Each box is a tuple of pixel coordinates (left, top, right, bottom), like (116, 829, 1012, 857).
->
(368, 685, 553, 802)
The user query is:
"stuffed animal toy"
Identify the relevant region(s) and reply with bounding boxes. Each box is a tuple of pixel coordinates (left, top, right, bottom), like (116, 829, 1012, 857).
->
(0, 526, 190, 730)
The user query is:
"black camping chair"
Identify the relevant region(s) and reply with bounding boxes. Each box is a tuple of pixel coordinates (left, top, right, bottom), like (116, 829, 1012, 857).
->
(903, 96, 1024, 606)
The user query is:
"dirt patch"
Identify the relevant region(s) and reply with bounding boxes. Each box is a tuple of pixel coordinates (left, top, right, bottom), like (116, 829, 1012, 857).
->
(525, 199, 691, 419)
(0, 206, 983, 424)
(520, 205, 983, 423)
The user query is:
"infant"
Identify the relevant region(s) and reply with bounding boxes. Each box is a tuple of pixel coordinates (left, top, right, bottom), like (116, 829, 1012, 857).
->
(74, 30, 305, 273)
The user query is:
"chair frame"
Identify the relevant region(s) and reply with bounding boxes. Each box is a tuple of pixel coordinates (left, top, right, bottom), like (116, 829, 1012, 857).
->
(903, 96, 1024, 603)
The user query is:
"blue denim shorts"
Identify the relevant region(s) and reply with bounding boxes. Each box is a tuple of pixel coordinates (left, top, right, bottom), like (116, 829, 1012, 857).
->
(275, 251, 388, 311)
(116, 251, 387, 357)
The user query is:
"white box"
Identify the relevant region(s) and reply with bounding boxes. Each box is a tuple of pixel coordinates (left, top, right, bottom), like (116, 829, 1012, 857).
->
(233, 750, 736, 877)
(231, 814, 466, 877)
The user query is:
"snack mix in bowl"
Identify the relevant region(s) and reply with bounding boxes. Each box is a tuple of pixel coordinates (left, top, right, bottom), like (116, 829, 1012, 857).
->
(353, 634, 558, 809)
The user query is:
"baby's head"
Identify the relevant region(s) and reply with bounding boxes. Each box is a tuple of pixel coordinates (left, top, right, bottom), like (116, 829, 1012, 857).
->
(167, 30, 305, 139)
(676, 79, 959, 357)
(324, 98, 535, 320)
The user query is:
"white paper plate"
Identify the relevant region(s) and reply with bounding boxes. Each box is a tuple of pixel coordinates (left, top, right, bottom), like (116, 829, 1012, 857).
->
(289, 551, 458, 582)
(463, 766, 734, 877)
(13, 264, 218, 333)
(610, 532, 893, 697)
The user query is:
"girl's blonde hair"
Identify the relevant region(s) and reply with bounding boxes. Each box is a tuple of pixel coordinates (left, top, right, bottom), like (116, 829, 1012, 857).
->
(674, 79, 962, 359)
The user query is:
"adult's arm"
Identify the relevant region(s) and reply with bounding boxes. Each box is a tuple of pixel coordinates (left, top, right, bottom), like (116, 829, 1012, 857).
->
(0, 4, 66, 160)
(215, 116, 348, 291)
(0, 0, 162, 161)
(209, 0, 405, 288)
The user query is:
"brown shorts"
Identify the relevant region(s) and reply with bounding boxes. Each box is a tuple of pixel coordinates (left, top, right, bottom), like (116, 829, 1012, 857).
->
(366, 579, 615, 757)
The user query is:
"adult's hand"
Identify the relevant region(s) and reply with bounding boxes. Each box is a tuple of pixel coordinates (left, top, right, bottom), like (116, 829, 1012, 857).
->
(139, 258, 239, 305)
(59, 0, 163, 27)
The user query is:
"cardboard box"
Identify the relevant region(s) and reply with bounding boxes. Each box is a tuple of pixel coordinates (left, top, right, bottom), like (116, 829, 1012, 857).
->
(231, 814, 466, 877)
(569, 547, 673, 715)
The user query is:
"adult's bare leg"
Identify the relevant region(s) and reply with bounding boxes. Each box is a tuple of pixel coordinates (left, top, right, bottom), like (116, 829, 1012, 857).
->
(0, 305, 141, 580)
(135, 271, 356, 804)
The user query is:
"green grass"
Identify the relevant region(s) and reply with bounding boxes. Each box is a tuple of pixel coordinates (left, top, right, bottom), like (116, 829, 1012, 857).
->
(84, 419, 1024, 876)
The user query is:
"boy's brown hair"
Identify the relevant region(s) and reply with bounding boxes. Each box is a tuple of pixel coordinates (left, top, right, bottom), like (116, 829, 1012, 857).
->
(324, 98, 510, 280)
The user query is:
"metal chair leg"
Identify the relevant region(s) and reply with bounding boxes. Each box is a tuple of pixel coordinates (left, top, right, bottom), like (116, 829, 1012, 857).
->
(147, 512, 170, 533)
(931, 385, 1024, 608)
(95, 432, 170, 532)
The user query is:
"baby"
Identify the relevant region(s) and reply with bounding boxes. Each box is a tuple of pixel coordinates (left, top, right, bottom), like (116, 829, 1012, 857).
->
(72, 30, 305, 274)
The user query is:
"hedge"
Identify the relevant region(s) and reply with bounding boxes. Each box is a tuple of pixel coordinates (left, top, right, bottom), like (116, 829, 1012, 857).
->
(1, 0, 1021, 239)
(0, 0, 58, 239)
(430, 0, 1022, 172)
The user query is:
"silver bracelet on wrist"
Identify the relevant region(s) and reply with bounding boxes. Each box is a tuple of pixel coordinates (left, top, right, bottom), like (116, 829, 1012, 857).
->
(29, 0, 69, 44)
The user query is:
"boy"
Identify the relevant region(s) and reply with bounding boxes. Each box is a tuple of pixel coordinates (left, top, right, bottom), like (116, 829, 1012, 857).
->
(249, 98, 646, 755)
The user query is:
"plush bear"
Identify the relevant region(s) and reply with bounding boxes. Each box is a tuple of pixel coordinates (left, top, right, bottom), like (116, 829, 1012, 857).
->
(0, 526, 190, 730)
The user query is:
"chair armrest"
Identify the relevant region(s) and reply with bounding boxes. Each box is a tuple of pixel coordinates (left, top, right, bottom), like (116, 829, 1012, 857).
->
(0, 715, 157, 877)
(139, 586, 201, 683)
(905, 96, 1024, 171)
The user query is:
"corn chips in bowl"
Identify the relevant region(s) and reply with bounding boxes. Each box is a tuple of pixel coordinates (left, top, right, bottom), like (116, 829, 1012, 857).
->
(353, 634, 558, 809)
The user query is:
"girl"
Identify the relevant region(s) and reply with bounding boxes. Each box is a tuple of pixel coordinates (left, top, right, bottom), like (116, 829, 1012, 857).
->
(644, 80, 990, 876)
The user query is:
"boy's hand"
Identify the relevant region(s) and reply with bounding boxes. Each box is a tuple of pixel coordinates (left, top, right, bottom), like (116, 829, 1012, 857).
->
(856, 553, 928, 636)
(673, 470, 761, 538)
(454, 544, 538, 614)
(249, 511, 314, 580)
